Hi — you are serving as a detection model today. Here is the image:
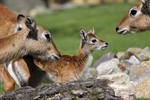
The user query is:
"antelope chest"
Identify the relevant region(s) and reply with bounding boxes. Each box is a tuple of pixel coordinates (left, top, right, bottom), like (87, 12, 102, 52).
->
(79, 54, 93, 78)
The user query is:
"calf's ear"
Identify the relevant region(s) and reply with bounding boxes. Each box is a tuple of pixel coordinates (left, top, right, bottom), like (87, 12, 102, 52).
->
(80, 29, 87, 41)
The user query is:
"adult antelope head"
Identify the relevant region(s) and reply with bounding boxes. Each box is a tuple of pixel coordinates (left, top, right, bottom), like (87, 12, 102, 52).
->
(0, 14, 60, 63)
(116, 0, 150, 35)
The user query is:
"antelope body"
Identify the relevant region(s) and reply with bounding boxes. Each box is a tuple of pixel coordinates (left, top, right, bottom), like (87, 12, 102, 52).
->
(0, 4, 60, 92)
(116, 0, 150, 34)
(0, 3, 17, 38)
(8, 28, 108, 89)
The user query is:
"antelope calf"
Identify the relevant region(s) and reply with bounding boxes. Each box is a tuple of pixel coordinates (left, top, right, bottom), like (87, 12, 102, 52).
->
(116, 0, 150, 34)
(8, 28, 108, 89)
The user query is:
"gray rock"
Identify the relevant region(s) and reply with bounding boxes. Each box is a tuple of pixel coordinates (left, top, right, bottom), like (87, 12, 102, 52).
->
(98, 73, 136, 100)
(135, 77, 150, 98)
(96, 58, 121, 76)
(117, 48, 142, 61)
(116, 51, 126, 60)
(129, 61, 150, 82)
(93, 52, 116, 68)
(126, 48, 142, 56)
(125, 55, 140, 65)
(138, 47, 150, 61)
(0, 79, 121, 100)
(81, 68, 97, 79)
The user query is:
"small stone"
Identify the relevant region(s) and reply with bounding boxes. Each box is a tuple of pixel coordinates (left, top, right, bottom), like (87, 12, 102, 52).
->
(126, 55, 140, 65)
(138, 47, 150, 61)
(98, 93, 105, 99)
(97, 58, 120, 76)
(93, 52, 116, 68)
(71, 89, 87, 97)
(136, 77, 150, 98)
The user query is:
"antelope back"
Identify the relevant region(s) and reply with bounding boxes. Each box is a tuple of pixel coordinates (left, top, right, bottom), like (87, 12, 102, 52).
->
(116, 0, 150, 34)
(0, 3, 18, 38)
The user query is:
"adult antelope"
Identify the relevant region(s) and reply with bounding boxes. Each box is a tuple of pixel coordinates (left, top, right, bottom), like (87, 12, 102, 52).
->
(116, 0, 150, 34)
(0, 15, 60, 92)
(0, 14, 60, 63)
(7, 28, 108, 90)
(0, 4, 60, 92)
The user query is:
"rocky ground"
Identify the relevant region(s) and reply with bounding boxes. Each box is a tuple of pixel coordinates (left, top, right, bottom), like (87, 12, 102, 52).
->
(95, 47, 150, 100)
(0, 47, 149, 100)
(0, 79, 121, 100)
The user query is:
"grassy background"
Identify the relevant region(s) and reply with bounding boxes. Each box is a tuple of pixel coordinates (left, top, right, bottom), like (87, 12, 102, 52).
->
(35, 3, 150, 57)
(0, 3, 150, 93)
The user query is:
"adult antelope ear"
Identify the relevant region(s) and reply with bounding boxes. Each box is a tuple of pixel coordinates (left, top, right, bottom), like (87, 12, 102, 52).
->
(17, 14, 25, 23)
(25, 16, 37, 31)
(80, 29, 87, 41)
(88, 27, 95, 34)
(26, 17, 38, 40)
(16, 14, 26, 31)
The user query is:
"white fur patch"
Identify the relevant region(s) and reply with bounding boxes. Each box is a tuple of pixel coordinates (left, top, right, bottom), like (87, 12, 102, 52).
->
(14, 62, 29, 86)
(37, 53, 60, 61)
(7, 61, 21, 87)
(117, 28, 130, 34)
(14, 24, 23, 33)
(46, 73, 56, 82)
(141, 0, 146, 3)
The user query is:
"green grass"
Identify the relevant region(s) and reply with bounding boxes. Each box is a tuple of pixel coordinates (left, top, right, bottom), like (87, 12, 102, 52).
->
(35, 3, 149, 59)
(0, 3, 150, 93)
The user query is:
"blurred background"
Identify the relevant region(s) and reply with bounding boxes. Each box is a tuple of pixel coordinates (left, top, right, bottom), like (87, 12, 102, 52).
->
(0, 0, 136, 16)
(0, 0, 149, 92)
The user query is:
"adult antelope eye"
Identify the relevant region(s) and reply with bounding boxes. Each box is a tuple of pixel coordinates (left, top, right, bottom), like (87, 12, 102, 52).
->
(17, 27, 22, 31)
(91, 39, 97, 43)
(130, 9, 137, 16)
(45, 34, 51, 40)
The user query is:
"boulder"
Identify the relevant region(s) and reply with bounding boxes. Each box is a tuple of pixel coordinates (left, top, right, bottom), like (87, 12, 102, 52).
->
(125, 55, 140, 65)
(116, 47, 143, 61)
(129, 61, 150, 82)
(96, 58, 121, 76)
(0, 79, 121, 100)
(93, 52, 116, 68)
(116, 51, 126, 60)
(135, 77, 150, 98)
(81, 68, 97, 79)
(126, 48, 142, 56)
(138, 47, 150, 61)
(97, 73, 136, 100)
